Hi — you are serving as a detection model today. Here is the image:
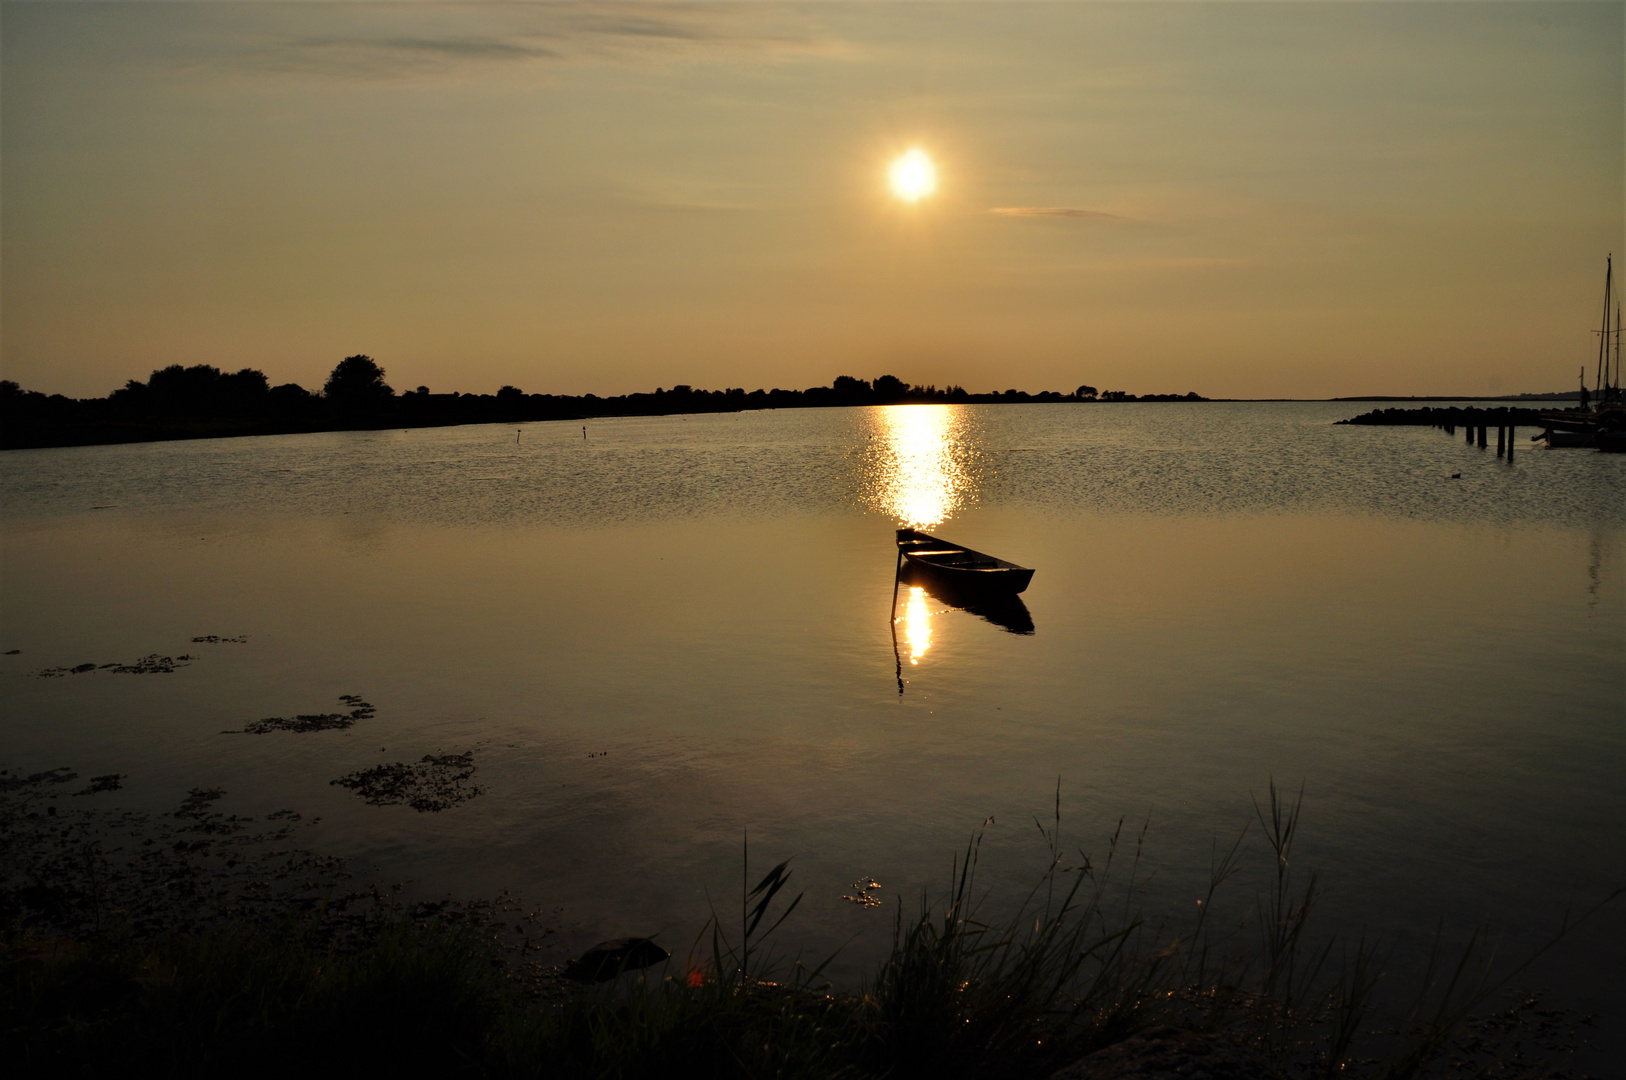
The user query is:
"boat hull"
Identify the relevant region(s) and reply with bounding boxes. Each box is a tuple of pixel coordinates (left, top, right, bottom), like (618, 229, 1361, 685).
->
(896, 528, 1035, 595)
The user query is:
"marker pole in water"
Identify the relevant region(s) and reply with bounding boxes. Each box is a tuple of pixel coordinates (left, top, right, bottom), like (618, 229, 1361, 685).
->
(890, 545, 905, 697)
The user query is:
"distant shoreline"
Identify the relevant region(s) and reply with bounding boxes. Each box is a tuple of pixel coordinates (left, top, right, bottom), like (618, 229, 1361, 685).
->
(4, 367, 1208, 451)
(1326, 393, 1580, 402)
(0, 365, 1581, 452)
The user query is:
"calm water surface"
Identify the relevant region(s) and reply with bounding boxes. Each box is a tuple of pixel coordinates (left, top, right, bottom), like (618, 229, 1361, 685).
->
(2, 403, 1622, 1043)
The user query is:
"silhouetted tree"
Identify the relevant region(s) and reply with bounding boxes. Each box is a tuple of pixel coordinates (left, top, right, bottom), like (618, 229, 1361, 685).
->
(1075, 384, 1098, 400)
(831, 376, 871, 403)
(323, 355, 394, 413)
(147, 364, 223, 414)
(104, 364, 272, 418)
(269, 383, 314, 418)
(495, 385, 525, 419)
(872, 374, 908, 402)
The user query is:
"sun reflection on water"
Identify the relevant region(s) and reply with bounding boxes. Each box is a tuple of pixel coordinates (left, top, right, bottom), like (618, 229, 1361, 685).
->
(902, 585, 931, 663)
(865, 405, 979, 528)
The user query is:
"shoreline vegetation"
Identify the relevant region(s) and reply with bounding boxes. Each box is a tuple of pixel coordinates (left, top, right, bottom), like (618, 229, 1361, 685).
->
(0, 356, 1583, 452)
(2, 769, 1615, 1079)
(0, 357, 1208, 451)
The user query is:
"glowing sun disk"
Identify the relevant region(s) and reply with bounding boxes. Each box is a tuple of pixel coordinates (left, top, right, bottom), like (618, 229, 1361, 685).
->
(888, 149, 936, 202)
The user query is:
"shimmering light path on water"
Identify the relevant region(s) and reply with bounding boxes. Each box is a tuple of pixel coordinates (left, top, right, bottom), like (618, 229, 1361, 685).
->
(2, 403, 1622, 1053)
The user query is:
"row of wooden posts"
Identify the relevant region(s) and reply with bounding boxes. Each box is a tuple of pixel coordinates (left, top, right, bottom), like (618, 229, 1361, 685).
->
(1439, 421, 1518, 461)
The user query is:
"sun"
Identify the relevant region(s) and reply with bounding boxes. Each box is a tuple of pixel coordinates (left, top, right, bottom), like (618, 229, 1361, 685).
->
(888, 149, 936, 203)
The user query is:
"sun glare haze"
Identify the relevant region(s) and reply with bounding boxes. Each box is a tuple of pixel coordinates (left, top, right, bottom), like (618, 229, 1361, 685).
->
(888, 148, 936, 203)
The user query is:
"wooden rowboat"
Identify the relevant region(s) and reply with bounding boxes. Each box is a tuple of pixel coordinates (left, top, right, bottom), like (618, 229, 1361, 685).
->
(896, 528, 1034, 594)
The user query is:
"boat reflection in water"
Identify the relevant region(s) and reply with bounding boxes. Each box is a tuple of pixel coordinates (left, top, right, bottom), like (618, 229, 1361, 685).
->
(889, 557, 1035, 692)
(898, 559, 1034, 636)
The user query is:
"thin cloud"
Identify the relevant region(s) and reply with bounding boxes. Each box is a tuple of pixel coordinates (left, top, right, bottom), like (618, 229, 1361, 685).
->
(237, 5, 848, 80)
(281, 35, 559, 67)
(991, 207, 1129, 221)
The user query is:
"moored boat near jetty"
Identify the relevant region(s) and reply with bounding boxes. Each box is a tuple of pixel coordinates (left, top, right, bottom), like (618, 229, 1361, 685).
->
(1542, 254, 1625, 449)
(1338, 257, 1626, 452)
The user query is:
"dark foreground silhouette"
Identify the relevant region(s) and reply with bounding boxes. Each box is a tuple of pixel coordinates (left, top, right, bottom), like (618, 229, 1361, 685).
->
(4, 768, 1614, 1079)
(0, 357, 1205, 450)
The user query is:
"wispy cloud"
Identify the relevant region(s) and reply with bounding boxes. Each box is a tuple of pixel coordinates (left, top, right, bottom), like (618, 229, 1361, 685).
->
(274, 35, 559, 73)
(990, 207, 1129, 221)
(233, 5, 847, 80)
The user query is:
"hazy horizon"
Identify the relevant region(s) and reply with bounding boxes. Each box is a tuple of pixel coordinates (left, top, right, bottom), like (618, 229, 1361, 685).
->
(4, 2, 1622, 401)
(0, 358, 1597, 403)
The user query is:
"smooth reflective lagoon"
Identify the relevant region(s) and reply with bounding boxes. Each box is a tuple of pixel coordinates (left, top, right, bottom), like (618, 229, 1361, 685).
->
(2, 403, 1622, 1046)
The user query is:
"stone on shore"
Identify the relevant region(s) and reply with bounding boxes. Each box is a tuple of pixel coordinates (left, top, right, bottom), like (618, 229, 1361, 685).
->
(563, 937, 671, 983)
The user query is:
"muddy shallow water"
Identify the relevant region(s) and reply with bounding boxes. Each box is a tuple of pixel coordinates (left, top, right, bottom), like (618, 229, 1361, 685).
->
(2, 403, 1622, 1058)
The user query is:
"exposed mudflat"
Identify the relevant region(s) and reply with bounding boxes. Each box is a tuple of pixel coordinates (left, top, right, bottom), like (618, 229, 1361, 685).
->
(0, 765, 351, 942)
(0, 763, 565, 980)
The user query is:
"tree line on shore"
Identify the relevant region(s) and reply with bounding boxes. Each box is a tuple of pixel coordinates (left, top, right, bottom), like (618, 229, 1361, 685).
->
(0, 355, 1206, 450)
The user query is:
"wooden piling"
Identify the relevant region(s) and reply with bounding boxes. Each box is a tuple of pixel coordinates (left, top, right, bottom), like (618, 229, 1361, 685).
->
(1507, 426, 1515, 462)
(1477, 425, 1487, 447)
(1497, 425, 1505, 456)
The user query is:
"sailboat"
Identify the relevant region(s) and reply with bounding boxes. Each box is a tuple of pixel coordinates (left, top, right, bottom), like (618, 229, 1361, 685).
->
(1599, 301, 1625, 451)
(1541, 255, 1624, 449)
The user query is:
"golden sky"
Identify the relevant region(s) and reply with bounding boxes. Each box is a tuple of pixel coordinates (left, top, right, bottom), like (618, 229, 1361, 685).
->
(2, 2, 1621, 399)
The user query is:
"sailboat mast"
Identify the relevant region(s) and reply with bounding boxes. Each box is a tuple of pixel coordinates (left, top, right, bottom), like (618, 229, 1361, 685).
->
(1597, 255, 1612, 396)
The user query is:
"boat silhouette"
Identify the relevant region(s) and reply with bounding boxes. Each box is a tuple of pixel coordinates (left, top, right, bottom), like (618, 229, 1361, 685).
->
(895, 528, 1035, 594)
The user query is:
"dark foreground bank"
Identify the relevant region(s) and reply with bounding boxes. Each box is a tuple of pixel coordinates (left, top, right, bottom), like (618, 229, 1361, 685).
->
(0, 360, 1207, 451)
(3, 772, 1613, 1080)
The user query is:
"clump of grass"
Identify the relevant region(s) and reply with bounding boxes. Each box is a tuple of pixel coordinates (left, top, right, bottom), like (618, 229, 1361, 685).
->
(857, 807, 1161, 1078)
